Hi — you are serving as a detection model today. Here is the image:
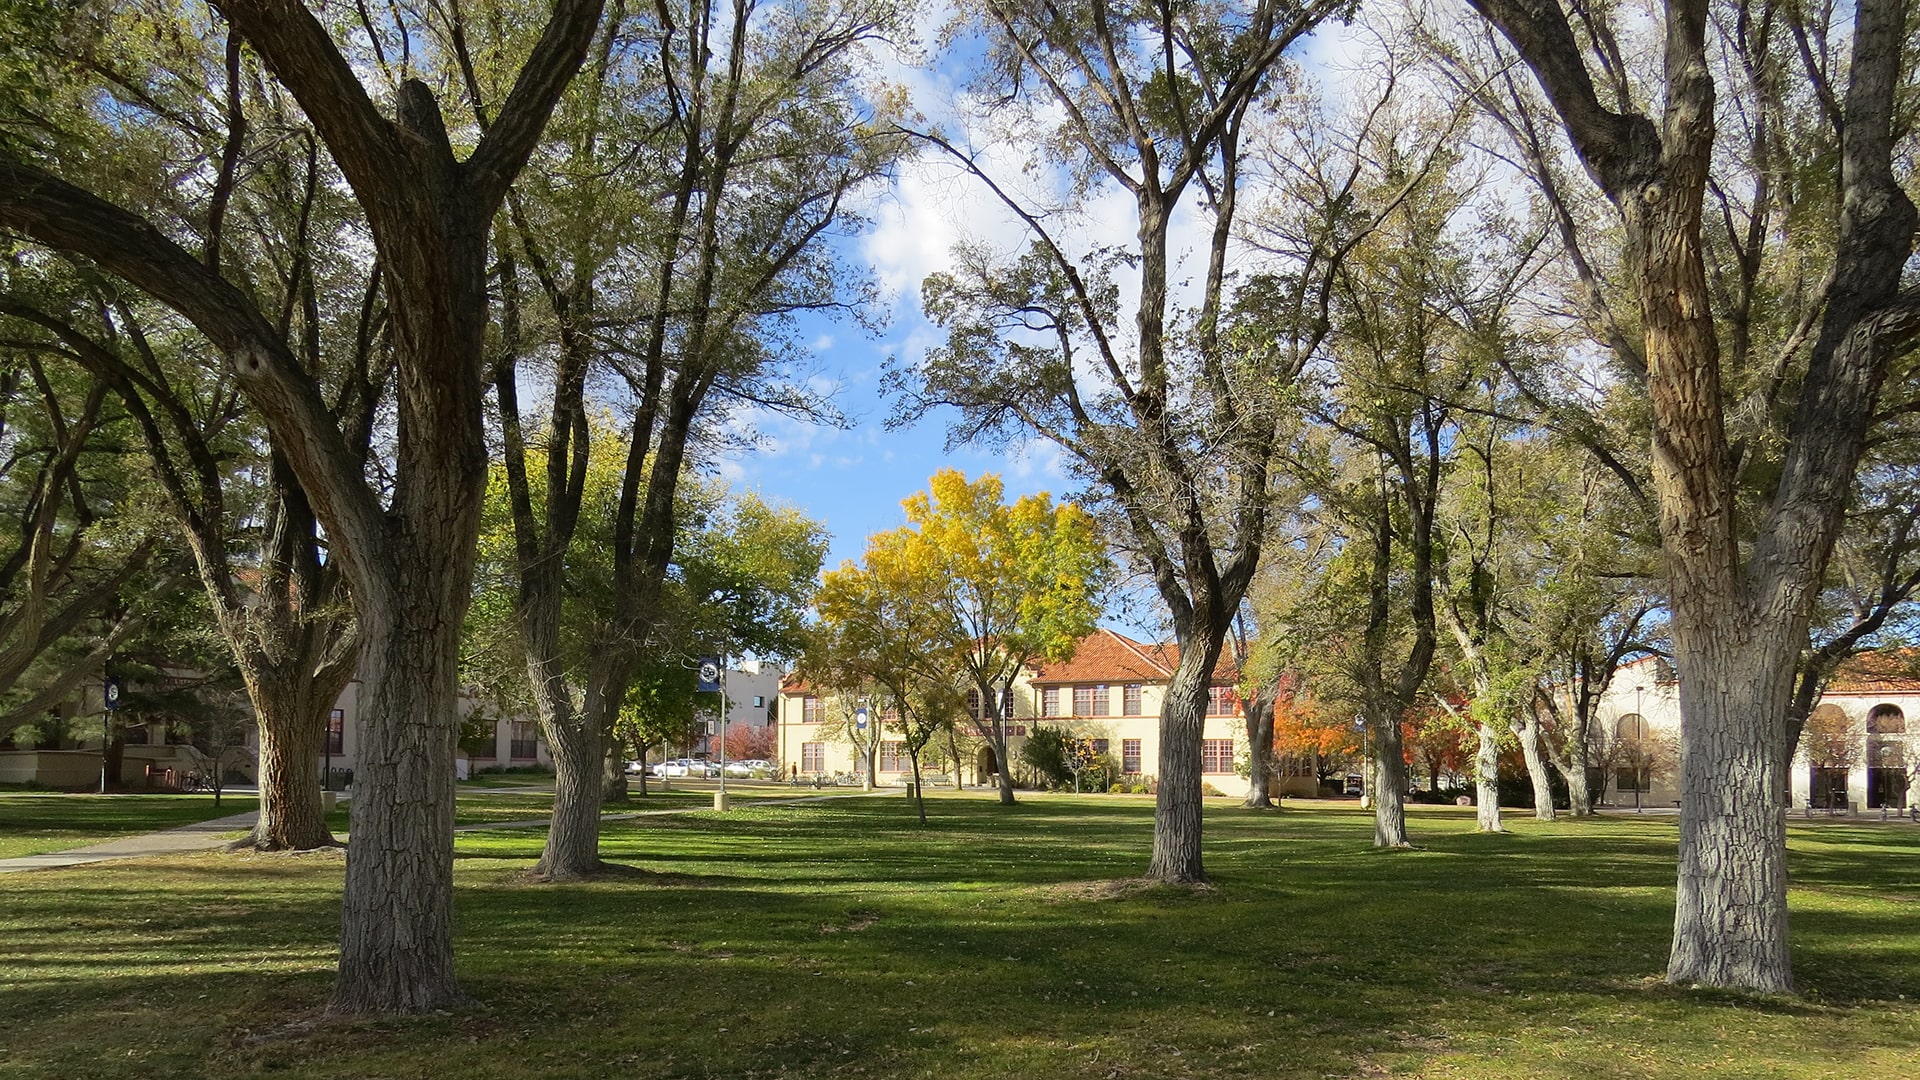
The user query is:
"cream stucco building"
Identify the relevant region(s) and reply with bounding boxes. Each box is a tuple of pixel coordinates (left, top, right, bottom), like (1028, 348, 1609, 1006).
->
(776, 628, 1279, 797)
(1595, 653, 1916, 813)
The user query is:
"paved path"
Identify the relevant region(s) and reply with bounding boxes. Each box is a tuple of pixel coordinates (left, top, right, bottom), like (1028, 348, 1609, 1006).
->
(0, 807, 263, 873)
(0, 790, 893, 872)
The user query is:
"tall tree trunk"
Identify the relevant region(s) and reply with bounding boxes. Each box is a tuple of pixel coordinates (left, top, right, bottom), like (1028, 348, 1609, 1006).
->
(1147, 641, 1224, 884)
(946, 725, 964, 789)
(1369, 701, 1410, 848)
(1474, 721, 1504, 832)
(536, 712, 604, 879)
(1513, 715, 1556, 821)
(1564, 740, 1593, 816)
(1665, 620, 1795, 990)
(333, 565, 473, 1012)
(987, 723, 1016, 805)
(603, 739, 632, 802)
(326, 82, 493, 1012)
(1242, 680, 1277, 809)
(248, 676, 346, 850)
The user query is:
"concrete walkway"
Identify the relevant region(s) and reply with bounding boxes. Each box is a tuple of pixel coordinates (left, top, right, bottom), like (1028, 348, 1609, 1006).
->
(0, 807, 262, 873)
(0, 789, 892, 873)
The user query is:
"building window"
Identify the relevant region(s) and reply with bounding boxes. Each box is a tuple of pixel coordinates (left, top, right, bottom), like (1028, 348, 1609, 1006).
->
(1002, 687, 1015, 719)
(1123, 684, 1142, 716)
(509, 721, 538, 760)
(880, 741, 907, 772)
(1206, 686, 1238, 716)
(1201, 738, 1234, 774)
(1073, 685, 1101, 716)
(123, 723, 150, 746)
(801, 742, 825, 773)
(753, 695, 764, 708)
(1092, 738, 1109, 754)
(326, 709, 346, 755)
(1041, 687, 1061, 717)
(1615, 766, 1650, 793)
(883, 704, 899, 723)
(1122, 738, 1141, 773)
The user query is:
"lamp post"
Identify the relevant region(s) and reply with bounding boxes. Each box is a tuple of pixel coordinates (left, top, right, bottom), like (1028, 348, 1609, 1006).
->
(100, 675, 121, 794)
(717, 661, 729, 811)
(1632, 684, 1645, 813)
(855, 697, 870, 790)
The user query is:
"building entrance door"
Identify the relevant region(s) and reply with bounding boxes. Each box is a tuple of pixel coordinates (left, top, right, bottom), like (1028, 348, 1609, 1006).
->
(1868, 767, 1907, 810)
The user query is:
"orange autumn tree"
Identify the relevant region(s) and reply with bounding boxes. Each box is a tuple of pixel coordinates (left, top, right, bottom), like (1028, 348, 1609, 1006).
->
(1271, 691, 1358, 789)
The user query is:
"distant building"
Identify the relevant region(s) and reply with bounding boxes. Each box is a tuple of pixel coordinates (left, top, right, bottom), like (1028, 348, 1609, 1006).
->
(775, 627, 1268, 797)
(1596, 653, 1915, 812)
(0, 674, 550, 790)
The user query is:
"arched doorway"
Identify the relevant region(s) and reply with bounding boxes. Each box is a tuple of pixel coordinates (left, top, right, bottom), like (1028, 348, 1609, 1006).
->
(975, 746, 997, 785)
(1806, 703, 1856, 810)
(1614, 713, 1650, 806)
(1867, 704, 1908, 810)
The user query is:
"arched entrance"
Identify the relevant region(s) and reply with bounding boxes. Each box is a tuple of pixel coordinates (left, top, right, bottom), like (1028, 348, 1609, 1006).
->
(975, 746, 997, 785)
(1613, 713, 1650, 806)
(1867, 704, 1908, 810)
(1806, 703, 1855, 810)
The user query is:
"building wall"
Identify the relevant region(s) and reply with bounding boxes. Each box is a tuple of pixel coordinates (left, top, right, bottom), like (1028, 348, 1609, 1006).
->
(1593, 659, 1917, 812)
(317, 680, 550, 782)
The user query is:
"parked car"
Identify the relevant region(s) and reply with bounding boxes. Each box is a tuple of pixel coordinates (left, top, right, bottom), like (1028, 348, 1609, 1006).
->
(652, 759, 691, 778)
(724, 759, 770, 777)
(624, 760, 645, 776)
(690, 759, 722, 778)
(1343, 773, 1364, 796)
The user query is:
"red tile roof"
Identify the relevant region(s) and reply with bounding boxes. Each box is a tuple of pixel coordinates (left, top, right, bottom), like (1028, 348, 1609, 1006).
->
(1826, 650, 1920, 695)
(1028, 628, 1239, 686)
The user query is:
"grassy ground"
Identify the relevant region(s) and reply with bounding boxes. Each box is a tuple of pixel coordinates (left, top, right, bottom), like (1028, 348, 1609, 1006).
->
(1, 794, 1916, 1079)
(0, 793, 261, 858)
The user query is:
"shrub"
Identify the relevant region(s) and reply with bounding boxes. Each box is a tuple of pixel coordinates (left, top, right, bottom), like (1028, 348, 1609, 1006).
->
(1200, 781, 1226, 798)
(1018, 727, 1073, 787)
(1109, 783, 1126, 794)
(1130, 784, 1147, 795)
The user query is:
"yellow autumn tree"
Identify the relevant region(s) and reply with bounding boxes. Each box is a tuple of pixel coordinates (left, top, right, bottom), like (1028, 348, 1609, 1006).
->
(896, 469, 1108, 805)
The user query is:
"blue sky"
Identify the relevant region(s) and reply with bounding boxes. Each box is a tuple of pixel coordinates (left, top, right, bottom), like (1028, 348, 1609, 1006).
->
(706, 15, 1380, 618)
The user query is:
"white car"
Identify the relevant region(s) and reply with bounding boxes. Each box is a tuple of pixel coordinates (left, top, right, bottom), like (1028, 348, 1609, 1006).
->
(723, 759, 769, 777)
(652, 759, 690, 778)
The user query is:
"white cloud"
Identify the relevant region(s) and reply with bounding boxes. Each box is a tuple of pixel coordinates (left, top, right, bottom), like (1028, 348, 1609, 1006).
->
(1006, 436, 1067, 482)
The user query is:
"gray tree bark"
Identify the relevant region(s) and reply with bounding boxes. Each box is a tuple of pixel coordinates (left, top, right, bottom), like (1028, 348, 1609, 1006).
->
(1149, 642, 1226, 883)
(1513, 714, 1556, 821)
(1242, 679, 1279, 809)
(1473, 722, 1504, 832)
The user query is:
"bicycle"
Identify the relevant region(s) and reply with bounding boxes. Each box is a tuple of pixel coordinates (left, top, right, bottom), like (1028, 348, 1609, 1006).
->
(181, 770, 213, 793)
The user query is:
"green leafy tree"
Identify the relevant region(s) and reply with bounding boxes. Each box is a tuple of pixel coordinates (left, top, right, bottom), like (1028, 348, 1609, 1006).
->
(0, 0, 605, 1012)
(479, 0, 905, 878)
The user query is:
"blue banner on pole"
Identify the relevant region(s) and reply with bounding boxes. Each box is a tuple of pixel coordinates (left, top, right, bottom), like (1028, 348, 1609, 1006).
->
(696, 657, 721, 693)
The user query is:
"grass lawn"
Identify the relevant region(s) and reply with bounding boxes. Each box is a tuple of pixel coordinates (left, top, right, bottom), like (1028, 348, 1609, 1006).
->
(0, 793, 260, 859)
(2, 795, 1917, 1079)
